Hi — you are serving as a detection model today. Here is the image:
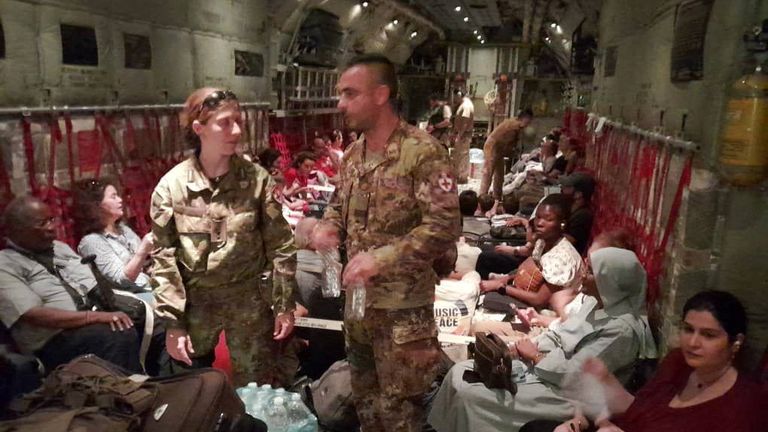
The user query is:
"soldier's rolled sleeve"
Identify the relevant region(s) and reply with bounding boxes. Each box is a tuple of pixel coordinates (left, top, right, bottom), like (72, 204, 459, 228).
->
(322, 152, 346, 233)
(370, 149, 461, 270)
(260, 175, 297, 314)
(149, 178, 187, 329)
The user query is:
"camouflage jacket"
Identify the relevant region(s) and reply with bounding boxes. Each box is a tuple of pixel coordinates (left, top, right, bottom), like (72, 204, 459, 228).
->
(324, 121, 461, 309)
(149, 156, 296, 328)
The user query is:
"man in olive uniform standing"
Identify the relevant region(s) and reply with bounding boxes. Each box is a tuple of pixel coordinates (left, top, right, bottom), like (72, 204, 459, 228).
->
(479, 109, 533, 200)
(317, 54, 460, 432)
(452, 91, 474, 183)
(426, 93, 453, 148)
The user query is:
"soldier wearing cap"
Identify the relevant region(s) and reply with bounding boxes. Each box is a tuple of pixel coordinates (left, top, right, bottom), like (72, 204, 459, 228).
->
(315, 54, 461, 432)
(150, 88, 297, 387)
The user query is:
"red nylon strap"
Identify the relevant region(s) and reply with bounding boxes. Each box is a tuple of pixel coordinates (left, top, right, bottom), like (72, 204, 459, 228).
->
(647, 154, 693, 304)
(0, 138, 13, 203)
(167, 111, 180, 162)
(95, 114, 126, 171)
(47, 117, 62, 189)
(63, 114, 76, 185)
(151, 111, 163, 156)
(647, 145, 673, 248)
(21, 117, 39, 194)
(141, 111, 156, 153)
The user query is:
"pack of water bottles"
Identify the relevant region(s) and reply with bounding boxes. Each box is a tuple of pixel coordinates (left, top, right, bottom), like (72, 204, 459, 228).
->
(236, 383, 318, 432)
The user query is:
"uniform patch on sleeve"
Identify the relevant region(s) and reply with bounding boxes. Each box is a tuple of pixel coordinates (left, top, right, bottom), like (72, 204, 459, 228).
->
(437, 172, 456, 193)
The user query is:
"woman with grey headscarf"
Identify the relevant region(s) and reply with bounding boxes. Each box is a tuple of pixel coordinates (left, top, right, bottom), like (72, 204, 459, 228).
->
(427, 247, 657, 432)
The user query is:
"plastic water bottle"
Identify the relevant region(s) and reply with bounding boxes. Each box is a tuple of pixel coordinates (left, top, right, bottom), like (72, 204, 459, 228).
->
(286, 393, 308, 425)
(239, 383, 259, 415)
(296, 414, 318, 432)
(266, 396, 289, 432)
(286, 393, 317, 432)
(268, 387, 287, 405)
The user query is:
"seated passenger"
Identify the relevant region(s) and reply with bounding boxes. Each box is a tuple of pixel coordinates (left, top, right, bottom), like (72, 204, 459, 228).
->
(549, 290, 765, 432)
(518, 230, 632, 330)
(476, 193, 496, 217)
(460, 191, 490, 240)
(478, 194, 583, 313)
(428, 247, 656, 432)
(0, 197, 143, 373)
(292, 217, 344, 379)
(257, 147, 283, 179)
(559, 172, 595, 255)
(311, 135, 337, 178)
(74, 178, 154, 303)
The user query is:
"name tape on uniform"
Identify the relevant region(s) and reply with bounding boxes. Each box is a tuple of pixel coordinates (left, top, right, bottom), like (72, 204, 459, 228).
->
(294, 317, 476, 345)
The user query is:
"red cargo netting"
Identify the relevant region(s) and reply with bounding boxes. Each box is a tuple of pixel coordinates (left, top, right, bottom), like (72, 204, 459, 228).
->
(572, 112, 695, 306)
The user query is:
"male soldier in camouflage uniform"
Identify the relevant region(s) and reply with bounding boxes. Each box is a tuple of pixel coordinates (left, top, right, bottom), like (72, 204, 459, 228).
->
(318, 54, 461, 432)
(479, 109, 534, 200)
(150, 89, 297, 387)
(452, 91, 474, 183)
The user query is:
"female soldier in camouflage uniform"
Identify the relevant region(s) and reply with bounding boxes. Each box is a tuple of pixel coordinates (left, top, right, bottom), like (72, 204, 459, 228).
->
(149, 88, 297, 386)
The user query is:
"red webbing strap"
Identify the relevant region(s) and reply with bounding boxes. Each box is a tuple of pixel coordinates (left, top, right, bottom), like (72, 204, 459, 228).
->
(0, 135, 13, 203)
(647, 154, 693, 305)
(47, 117, 62, 189)
(167, 111, 180, 163)
(21, 117, 39, 194)
(151, 111, 163, 157)
(124, 112, 137, 156)
(141, 111, 156, 155)
(43, 118, 76, 248)
(636, 142, 660, 266)
(649, 146, 673, 241)
(63, 114, 76, 186)
(95, 114, 127, 172)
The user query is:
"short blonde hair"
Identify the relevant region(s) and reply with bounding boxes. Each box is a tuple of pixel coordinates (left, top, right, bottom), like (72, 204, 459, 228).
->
(294, 217, 320, 249)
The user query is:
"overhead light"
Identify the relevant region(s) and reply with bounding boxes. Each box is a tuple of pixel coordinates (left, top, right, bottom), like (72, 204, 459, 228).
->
(455, 6, 461, 12)
(480, 40, 485, 44)
(545, 37, 551, 43)
(362, 1, 369, 7)
(410, 31, 418, 38)
(392, 19, 399, 25)
(476, 35, 481, 40)
(463, 16, 469, 22)
(550, 22, 557, 28)
(473, 30, 478, 34)
(555, 25, 563, 34)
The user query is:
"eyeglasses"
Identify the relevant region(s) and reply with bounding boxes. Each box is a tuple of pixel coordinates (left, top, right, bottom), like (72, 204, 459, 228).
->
(200, 90, 238, 111)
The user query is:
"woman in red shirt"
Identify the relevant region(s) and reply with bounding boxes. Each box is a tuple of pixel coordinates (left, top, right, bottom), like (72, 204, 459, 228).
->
(552, 290, 765, 432)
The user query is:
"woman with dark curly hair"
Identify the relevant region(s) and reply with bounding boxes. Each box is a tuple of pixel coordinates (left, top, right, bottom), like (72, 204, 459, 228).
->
(74, 178, 154, 302)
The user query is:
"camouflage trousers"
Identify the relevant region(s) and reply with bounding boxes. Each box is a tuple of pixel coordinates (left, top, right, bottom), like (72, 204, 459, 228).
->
(453, 133, 472, 183)
(345, 305, 441, 432)
(184, 281, 298, 388)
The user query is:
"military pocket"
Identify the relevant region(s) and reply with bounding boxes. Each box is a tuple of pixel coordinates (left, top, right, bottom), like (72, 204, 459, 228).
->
(375, 313, 441, 397)
(175, 216, 210, 273)
(392, 321, 438, 345)
(232, 209, 258, 232)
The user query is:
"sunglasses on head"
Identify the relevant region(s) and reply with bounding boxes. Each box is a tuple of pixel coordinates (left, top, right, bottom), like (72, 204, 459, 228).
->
(201, 90, 238, 111)
(83, 179, 104, 191)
